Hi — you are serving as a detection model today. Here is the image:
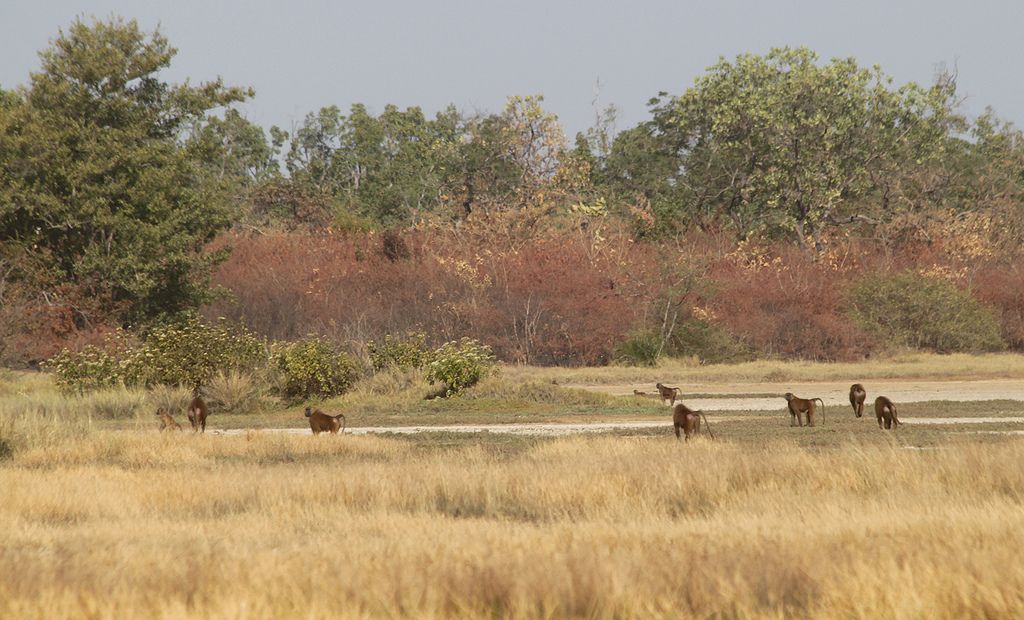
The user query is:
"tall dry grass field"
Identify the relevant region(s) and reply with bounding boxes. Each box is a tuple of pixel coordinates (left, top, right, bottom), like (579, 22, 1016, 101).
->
(2, 431, 1024, 618)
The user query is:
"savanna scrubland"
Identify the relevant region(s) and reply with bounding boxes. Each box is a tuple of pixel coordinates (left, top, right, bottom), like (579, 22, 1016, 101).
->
(3, 16, 1024, 619)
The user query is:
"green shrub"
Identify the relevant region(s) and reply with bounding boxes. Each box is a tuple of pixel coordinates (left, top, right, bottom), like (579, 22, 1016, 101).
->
(848, 272, 1005, 353)
(271, 338, 360, 399)
(425, 338, 496, 396)
(129, 316, 267, 388)
(46, 317, 266, 392)
(48, 345, 123, 392)
(669, 319, 752, 364)
(613, 330, 662, 366)
(367, 332, 431, 371)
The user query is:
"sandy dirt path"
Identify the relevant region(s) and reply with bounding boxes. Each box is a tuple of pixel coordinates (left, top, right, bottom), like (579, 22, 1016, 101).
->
(216, 415, 1024, 438)
(214, 379, 1024, 437)
(584, 379, 1024, 411)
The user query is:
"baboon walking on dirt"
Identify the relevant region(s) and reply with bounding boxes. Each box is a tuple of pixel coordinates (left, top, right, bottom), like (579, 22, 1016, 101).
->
(672, 403, 714, 441)
(874, 396, 901, 430)
(187, 392, 209, 433)
(305, 407, 347, 435)
(849, 383, 867, 418)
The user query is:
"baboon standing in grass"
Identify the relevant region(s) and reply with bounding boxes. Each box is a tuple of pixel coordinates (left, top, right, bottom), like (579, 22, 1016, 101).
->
(187, 391, 209, 433)
(849, 383, 867, 418)
(783, 393, 825, 427)
(672, 403, 714, 441)
(305, 407, 347, 435)
(874, 396, 901, 429)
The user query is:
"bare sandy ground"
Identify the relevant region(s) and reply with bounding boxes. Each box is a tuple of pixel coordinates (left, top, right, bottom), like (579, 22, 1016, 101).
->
(590, 379, 1024, 411)
(215, 379, 1024, 437)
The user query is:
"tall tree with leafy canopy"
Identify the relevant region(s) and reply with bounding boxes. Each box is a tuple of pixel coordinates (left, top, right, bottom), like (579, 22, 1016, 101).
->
(617, 47, 961, 249)
(0, 17, 252, 325)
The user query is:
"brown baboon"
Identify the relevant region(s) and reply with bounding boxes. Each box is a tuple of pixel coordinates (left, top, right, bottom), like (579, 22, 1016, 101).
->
(783, 393, 825, 427)
(874, 396, 901, 430)
(849, 383, 867, 418)
(633, 389, 647, 396)
(672, 403, 714, 441)
(187, 393, 209, 433)
(155, 407, 182, 432)
(656, 382, 681, 406)
(305, 407, 347, 435)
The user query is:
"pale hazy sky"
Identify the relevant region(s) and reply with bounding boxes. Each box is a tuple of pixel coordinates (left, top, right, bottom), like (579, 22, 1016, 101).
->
(2, 1, 1022, 138)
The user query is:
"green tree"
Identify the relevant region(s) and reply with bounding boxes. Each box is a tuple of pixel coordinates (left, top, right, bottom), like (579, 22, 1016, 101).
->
(0, 17, 252, 324)
(620, 48, 960, 249)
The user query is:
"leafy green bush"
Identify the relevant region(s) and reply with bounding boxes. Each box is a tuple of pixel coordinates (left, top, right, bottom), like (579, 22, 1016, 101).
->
(271, 338, 360, 399)
(425, 338, 496, 396)
(848, 272, 1005, 353)
(367, 332, 431, 371)
(613, 330, 662, 366)
(47, 317, 266, 392)
(670, 319, 752, 364)
(48, 345, 124, 392)
(129, 316, 267, 388)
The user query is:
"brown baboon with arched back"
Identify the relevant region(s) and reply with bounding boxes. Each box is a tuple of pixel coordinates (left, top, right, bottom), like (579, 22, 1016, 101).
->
(656, 382, 681, 406)
(156, 407, 182, 432)
(187, 392, 209, 433)
(783, 393, 825, 427)
(874, 396, 900, 429)
(672, 403, 714, 441)
(849, 384, 867, 418)
(305, 407, 347, 435)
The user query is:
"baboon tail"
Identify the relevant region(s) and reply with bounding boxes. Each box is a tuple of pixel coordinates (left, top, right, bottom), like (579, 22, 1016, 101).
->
(814, 398, 825, 425)
(699, 412, 714, 440)
(892, 406, 900, 428)
(337, 413, 347, 434)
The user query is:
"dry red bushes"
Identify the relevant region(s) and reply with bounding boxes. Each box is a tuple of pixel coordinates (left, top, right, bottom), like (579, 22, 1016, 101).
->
(203, 229, 1024, 365)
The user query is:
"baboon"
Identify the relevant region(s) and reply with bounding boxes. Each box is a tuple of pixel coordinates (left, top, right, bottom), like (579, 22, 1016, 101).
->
(672, 402, 714, 441)
(783, 393, 825, 427)
(849, 383, 867, 418)
(874, 396, 901, 430)
(187, 392, 209, 433)
(155, 407, 181, 432)
(305, 407, 347, 435)
(633, 389, 647, 396)
(656, 382, 681, 406)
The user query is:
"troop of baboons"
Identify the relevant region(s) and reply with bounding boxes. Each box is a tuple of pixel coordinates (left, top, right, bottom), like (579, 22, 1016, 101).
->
(156, 380, 900, 438)
(636, 381, 902, 441)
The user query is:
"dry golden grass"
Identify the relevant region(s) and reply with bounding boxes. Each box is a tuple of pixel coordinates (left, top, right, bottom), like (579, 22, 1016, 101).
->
(3, 430, 1024, 618)
(507, 352, 1024, 385)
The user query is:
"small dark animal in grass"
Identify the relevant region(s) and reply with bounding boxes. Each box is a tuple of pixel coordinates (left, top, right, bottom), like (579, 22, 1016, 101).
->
(155, 407, 181, 432)
(187, 394, 209, 433)
(672, 403, 714, 441)
(305, 407, 347, 435)
(849, 383, 867, 418)
(633, 389, 647, 397)
(656, 382, 681, 406)
(874, 396, 901, 430)
(783, 393, 825, 427)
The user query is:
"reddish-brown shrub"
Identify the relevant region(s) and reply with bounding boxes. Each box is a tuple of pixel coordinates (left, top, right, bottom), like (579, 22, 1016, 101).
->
(974, 262, 1024, 349)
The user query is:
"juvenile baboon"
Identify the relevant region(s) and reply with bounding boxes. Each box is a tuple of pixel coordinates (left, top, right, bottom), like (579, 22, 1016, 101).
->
(633, 389, 647, 397)
(672, 402, 714, 441)
(783, 393, 825, 427)
(155, 407, 182, 432)
(305, 406, 347, 435)
(849, 383, 867, 418)
(187, 392, 209, 433)
(656, 382, 681, 406)
(874, 396, 901, 429)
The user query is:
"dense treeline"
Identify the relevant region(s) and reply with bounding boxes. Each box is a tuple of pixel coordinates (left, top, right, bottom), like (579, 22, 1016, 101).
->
(2, 18, 1023, 366)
